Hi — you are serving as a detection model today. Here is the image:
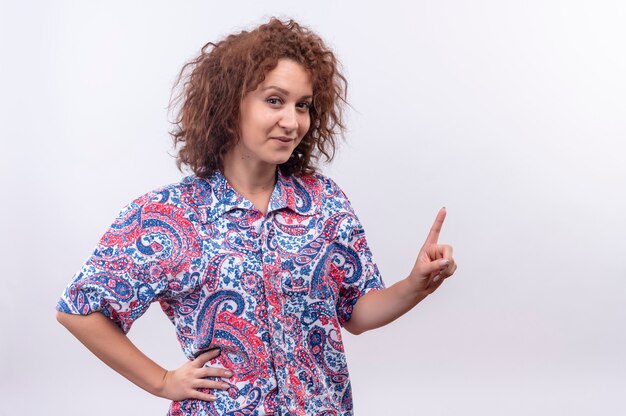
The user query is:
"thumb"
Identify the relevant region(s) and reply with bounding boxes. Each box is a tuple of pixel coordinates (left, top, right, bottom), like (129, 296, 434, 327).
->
(417, 258, 449, 278)
(192, 347, 221, 367)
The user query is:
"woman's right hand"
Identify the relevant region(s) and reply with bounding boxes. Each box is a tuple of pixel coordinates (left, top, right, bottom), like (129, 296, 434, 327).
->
(158, 348, 234, 402)
(57, 312, 234, 402)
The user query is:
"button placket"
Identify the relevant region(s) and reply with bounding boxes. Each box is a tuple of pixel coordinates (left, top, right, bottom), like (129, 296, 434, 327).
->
(258, 212, 291, 408)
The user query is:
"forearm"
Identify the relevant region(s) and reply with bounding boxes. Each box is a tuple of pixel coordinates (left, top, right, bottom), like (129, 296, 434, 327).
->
(56, 311, 167, 397)
(343, 278, 428, 335)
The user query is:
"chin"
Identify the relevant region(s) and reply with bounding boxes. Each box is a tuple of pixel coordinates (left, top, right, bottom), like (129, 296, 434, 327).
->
(264, 152, 294, 166)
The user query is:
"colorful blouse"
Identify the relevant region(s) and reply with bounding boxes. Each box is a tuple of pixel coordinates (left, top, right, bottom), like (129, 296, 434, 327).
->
(57, 168, 385, 415)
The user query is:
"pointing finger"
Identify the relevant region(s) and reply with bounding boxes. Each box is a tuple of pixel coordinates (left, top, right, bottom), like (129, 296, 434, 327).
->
(424, 207, 446, 245)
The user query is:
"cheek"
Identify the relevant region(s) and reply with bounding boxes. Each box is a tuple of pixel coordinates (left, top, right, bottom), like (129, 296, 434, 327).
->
(299, 115, 312, 136)
(241, 105, 273, 133)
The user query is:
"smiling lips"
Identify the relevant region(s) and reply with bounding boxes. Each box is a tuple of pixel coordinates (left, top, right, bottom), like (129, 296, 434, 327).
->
(272, 136, 295, 143)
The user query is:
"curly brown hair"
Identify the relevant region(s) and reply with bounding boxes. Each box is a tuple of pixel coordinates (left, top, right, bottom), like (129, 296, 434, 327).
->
(169, 17, 348, 178)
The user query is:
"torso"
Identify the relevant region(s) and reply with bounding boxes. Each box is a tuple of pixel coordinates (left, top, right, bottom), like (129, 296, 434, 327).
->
(59, 170, 385, 416)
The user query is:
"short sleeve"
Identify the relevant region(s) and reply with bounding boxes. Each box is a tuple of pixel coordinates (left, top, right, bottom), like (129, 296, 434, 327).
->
(56, 194, 170, 333)
(320, 176, 386, 326)
(335, 217, 386, 326)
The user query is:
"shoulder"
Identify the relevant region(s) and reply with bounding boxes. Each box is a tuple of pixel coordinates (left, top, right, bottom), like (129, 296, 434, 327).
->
(299, 172, 357, 218)
(112, 176, 201, 226)
(293, 172, 349, 200)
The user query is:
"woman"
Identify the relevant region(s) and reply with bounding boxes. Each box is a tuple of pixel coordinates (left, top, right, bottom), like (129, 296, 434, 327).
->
(56, 17, 457, 415)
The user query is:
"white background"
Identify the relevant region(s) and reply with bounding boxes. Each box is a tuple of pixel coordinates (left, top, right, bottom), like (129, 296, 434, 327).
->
(1, 1, 625, 415)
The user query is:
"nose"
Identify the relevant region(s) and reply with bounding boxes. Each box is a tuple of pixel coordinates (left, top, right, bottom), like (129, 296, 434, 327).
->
(278, 106, 298, 132)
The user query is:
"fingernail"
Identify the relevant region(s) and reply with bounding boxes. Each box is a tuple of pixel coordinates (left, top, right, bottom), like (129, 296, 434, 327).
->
(433, 273, 441, 283)
(439, 259, 449, 267)
(208, 395, 217, 401)
(222, 383, 230, 389)
(224, 370, 233, 377)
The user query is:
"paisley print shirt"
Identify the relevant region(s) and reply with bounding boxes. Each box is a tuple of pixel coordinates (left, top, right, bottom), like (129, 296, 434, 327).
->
(57, 169, 385, 415)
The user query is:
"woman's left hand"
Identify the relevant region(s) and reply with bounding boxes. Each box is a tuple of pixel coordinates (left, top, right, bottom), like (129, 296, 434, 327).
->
(344, 207, 457, 334)
(407, 207, 457, 295)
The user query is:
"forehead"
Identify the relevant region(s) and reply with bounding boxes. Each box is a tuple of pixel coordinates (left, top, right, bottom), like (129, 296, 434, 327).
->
(258, 59, 312, 93)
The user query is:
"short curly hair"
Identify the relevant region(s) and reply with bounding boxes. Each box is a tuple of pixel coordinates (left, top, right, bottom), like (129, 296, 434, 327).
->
(169, 17, 348, 178)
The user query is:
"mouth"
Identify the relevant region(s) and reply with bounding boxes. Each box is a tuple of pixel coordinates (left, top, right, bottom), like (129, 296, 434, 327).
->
(271, 136, 296, 143)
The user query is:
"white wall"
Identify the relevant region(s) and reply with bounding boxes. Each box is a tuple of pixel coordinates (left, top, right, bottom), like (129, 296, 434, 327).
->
(1, 1, 625, 414)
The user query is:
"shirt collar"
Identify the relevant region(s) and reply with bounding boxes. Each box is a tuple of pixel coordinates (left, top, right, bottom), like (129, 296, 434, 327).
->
(195, 168, 321, 224)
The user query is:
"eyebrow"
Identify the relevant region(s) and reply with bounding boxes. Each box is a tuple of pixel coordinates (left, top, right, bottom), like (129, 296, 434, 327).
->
(262, 85, 312, 100)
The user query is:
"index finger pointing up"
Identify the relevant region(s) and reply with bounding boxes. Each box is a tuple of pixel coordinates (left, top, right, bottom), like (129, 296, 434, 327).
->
(425, 207, 447, 245)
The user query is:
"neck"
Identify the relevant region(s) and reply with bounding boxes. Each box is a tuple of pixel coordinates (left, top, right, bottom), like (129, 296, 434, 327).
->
(222, 152, 277, 196)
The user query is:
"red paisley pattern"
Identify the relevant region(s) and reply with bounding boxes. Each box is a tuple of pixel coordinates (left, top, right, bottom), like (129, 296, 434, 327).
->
(57, 169, 384, 415)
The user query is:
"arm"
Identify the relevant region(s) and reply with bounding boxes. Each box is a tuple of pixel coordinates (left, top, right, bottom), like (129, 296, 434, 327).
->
(56, 311, 231, 401)
(343, 207, 457, 335)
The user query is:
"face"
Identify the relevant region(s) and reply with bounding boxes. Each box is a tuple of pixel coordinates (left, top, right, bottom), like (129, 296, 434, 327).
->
(234, 59, 313, 168)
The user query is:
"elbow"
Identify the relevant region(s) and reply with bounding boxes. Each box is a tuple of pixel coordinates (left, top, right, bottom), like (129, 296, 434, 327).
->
(56, 310, 77, 329)
(56, 310, 68, 326)
(343, 320, 366, 336)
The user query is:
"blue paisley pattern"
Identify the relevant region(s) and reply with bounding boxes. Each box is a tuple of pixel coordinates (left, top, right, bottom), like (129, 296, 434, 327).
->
(57, 169, 385, 415)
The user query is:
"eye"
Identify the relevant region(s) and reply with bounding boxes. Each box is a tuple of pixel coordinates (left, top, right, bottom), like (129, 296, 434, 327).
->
(266, 97, 282, 105)
(297, 102, 312, 111)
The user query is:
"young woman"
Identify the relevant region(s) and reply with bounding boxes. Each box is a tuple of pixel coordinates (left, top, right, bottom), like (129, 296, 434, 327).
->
(56, 17, 457, 416)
